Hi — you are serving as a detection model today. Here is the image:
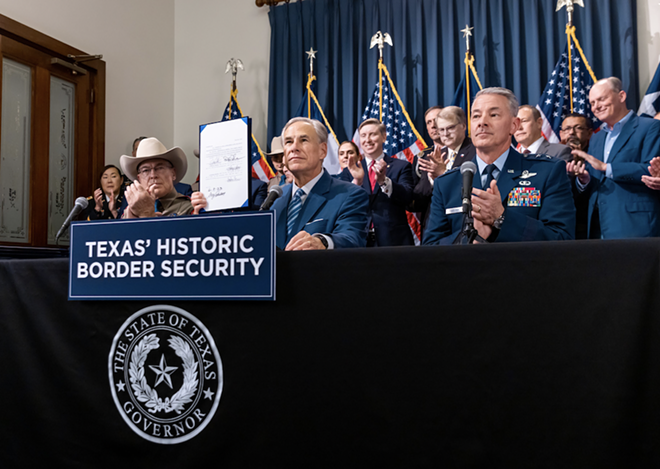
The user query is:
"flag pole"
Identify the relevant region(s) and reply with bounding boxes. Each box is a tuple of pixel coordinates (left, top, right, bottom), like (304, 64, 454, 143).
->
(223, 57, 274, 178)
(370, 31, 393, 121)
(556, 0, 587, 112)
(305, 48, 317, 118)
(225, 58, 244, 117)
(461, 25, 475, 137)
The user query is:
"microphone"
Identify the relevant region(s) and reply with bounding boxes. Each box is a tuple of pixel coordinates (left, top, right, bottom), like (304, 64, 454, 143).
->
(460, 161, 477, 214)
(259, 185, 283, 211)
(56, 196, 89, 241)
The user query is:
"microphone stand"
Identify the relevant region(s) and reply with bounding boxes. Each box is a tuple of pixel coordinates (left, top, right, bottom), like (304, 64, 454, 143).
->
(452, 200, 488, 245)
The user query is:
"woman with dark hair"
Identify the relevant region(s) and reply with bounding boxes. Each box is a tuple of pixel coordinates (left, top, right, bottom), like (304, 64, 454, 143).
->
(338, 141, 361, 171)
(337, 141, 364, 183)
(82, 164, 127, 220)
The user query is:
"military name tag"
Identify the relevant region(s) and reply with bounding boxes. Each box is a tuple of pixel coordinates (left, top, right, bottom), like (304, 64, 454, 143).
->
(445, 206, 464, 215)
(508, 187, 541, 207)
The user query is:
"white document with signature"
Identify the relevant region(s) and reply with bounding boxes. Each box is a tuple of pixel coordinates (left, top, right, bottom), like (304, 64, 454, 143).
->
(199, 118, 251, 212)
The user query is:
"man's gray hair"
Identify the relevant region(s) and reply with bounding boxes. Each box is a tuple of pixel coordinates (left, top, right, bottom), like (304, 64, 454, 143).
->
(474, 87, 520, 117)
(596, 77, 623, 93)
(437, 106, 467, 126)
(282, 117, 328, 144)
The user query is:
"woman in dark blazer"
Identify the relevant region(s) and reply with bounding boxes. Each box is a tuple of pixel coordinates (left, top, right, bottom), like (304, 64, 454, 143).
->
(82, 164, 127, 220)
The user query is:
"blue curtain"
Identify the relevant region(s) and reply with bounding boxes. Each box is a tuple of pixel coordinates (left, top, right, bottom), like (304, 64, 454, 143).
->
(267, 0, 637, 148)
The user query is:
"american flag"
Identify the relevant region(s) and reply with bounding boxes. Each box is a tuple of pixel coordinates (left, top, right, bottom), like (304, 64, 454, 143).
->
(537, 43, 601, 143)
(355, 73, 426, 243)
(222, 94, 275, 182)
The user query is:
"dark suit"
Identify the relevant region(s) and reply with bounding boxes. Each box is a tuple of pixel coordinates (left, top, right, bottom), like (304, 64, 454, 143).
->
(410, 139, 477, 234)
(251, 178, 268, 210)
(340, 154, 414, 246)
(581, 113, 660, 238)
(537, 140, 572, 161)
(272, 170, 368, 250)
(423, 150, 575, 244)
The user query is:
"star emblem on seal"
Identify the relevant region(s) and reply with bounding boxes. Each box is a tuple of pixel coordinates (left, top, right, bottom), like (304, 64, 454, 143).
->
(108, 305, 223, 444)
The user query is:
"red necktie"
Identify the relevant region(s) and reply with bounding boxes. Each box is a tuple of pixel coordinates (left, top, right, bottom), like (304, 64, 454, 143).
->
(523, 149, 531, 154)
(369, 160, 377, 191)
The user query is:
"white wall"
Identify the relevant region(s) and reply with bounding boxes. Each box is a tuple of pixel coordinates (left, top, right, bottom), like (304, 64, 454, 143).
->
(173, 0, 271, 183)
(637, 0, 660, 96)
(0, 0, 175, 171)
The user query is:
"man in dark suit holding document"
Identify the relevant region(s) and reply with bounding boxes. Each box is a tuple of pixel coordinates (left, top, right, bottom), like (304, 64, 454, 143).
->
(192, 118, 369, 250)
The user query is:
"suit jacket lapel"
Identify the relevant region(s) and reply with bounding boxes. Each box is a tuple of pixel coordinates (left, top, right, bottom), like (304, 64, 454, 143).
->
(538, 140, 550, 154)
(471, 155, 483, 190)
(497, 150, 523, 204)
(607, 114, 637, 164)
(295, 171, 329, 233)
(276, 184, 293, 247)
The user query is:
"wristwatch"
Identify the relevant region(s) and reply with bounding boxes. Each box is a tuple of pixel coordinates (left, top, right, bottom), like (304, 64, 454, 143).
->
(487, 213, 505, 243)
(313, 234, 329, 249)
(492, 213, 505, 230)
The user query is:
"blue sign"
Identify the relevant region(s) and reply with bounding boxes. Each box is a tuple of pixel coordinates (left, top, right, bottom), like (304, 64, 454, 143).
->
(69, 212, 275, 301)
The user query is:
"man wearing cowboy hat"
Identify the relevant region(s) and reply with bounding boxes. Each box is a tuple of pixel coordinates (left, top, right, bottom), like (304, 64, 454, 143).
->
(120, 137, 193, 218)
(266, 135, 287, 192)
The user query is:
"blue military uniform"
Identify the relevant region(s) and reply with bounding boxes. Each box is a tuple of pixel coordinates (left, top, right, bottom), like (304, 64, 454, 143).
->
(423, 150, 575, 244)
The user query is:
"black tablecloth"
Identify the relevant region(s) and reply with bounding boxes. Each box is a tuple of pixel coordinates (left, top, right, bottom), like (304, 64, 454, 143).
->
(1, 240, 660, 468)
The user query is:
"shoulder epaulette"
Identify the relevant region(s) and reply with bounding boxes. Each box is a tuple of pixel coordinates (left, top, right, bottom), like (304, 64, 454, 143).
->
(524, 152, 558, 161)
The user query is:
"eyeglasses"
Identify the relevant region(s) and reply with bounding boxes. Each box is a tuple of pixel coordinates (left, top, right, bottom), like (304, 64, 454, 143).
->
(561, 125, 588, 133)
(438, 124, 459, 135)
(137, 164, 173, 178)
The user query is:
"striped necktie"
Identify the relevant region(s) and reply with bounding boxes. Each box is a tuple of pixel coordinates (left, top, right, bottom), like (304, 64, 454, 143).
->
(287, 188, 305, 238)
(446, 149, 456, 170)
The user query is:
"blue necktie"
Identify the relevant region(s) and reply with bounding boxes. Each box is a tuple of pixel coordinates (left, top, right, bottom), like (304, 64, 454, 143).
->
(287, 188, 305, 238)
(483, 164, 497, 189)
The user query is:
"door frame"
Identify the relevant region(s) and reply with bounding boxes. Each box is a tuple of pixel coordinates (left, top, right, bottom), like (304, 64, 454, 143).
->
(0, 13, 105, 247)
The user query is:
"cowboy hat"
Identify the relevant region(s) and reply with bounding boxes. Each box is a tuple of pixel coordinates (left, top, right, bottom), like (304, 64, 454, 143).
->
(265, 136, 284, 156)
(120, 137, 187, 182)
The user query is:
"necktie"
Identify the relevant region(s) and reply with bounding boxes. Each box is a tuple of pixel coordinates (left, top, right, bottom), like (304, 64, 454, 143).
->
(155, 200, 164, 213)
(446, 149, 456, 170)
(483, 164, 497, 189)
(287, 188, 305, 238)
(368, 160, 377, 191)
(523, 149, 531, 154)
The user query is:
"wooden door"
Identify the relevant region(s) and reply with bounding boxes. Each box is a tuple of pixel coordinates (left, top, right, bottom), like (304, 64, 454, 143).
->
(0, 15, 104, 248)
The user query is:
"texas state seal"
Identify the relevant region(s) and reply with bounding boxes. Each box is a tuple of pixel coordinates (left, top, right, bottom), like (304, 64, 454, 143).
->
(108, 305, 223, 444)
